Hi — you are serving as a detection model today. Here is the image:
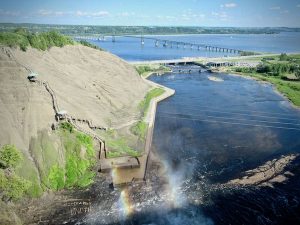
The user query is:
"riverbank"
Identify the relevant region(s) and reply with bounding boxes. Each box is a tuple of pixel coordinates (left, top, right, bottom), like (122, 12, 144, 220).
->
(109, 75, 175, 184)
(208, 54, 300, 107)
(228, 71, 300, 107)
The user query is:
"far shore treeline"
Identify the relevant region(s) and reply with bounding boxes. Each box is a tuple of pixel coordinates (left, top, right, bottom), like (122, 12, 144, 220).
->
(1, 23, 300, 36)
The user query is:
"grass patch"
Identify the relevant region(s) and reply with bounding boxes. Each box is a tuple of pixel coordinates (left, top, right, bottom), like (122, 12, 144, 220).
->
(130, 121, 148, 140)
(60, 122, 74, 133)
(47, 164, 65, 191)
(135, 64, 171, 77)
(102, 129, 141, 158)
(61, 131, 95, 188)
(15, 157, 42, 198)
(47, 127, 96, 190)
(79, 40, 103, 51)
(0, 28, 74, 51)
(106, 138, 140, 158)
(139, 88, 165, 117)
(0, 170, 31, 201)
(0, 145, 32, 201)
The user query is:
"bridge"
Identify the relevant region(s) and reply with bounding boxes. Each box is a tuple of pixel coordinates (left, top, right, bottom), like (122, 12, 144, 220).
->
(73, 35, 248, 55)
(130, 53, 279, 66)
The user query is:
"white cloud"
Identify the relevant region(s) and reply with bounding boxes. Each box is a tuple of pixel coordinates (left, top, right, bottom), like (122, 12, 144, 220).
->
(212, 11, 228, 18)
(211, 11, 229, 21)
(91, 11, 109, 17)
(280, 10, 289, 14)
(0, 9, 20, 16)
(221, 3, 237, 8)
(270, 6, 281, 10)
(117, 12, 136, 17)
(36, 9, 109, 18)
(38, 9, 53, 16)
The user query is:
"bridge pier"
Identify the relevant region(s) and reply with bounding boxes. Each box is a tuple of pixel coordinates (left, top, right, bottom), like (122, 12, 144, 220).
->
(141, 36, 144, 46)
(112, 35, 116, 42)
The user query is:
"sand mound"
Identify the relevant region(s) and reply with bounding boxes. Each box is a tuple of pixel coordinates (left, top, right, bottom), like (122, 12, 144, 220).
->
(0, 44, 150, 166)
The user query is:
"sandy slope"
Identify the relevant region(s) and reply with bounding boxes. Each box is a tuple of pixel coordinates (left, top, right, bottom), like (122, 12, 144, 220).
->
(0, 44, 150, 169)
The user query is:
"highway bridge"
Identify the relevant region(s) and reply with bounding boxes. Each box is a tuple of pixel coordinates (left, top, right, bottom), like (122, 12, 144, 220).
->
(74, 35, 249, 55)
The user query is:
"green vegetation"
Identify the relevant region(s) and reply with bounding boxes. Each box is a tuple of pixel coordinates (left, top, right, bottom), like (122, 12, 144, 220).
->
(0, 170, 31, 201)
(136, 65, 153, 75)
(0, 145, 31, 201)
(47, 164, 64, 191)
(231, 54, 300, 106)
(79, 40, 103, 51)
(135, 64, 171, 77)
(48, 125, 96, 189)
(0, 28, 74, 51)
(139, 88, 165, 117)
(240, 51, 260, 56)
(131, 121, 147, 140)
(0, 123, 96, 201)
(106, 137, 140, 158)
(60, 122, 74, 133)
(0, 145, 22, 169)
(101, 129, 141, 158)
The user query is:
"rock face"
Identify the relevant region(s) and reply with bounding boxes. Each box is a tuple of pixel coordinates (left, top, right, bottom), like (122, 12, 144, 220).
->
(228, 154, 298, 187)
(0, 45, 150, 193)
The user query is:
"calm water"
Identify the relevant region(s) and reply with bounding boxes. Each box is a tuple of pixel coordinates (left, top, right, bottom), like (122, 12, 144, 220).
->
(144, 69, 300, 224)
(79, 69, 300, 225)
(88, 32, 300, 61)
(70, 33, 300, 225)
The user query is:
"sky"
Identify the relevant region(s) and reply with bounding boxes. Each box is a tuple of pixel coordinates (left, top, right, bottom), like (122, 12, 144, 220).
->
(0, 0, 300, 27)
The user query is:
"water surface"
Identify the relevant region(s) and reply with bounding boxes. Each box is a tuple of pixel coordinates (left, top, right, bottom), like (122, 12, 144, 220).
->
(88, 32, 300, 61)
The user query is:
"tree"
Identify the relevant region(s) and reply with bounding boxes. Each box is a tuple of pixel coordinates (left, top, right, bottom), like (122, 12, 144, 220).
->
(0, 145, 23, 169)
(295, 69, 300, 79)
(256, 63, 271, 73)
(279, 53, 288, 61)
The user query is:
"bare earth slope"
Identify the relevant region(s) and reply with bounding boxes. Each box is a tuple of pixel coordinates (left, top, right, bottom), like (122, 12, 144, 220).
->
(0, 45, 150, 147)
(0, 45, 150, 196)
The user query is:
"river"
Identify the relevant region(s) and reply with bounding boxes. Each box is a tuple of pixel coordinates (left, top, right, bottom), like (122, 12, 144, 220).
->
(89, 32, 300, 61)
(35, 33, 300, 225)
(69, 67, 300, 225)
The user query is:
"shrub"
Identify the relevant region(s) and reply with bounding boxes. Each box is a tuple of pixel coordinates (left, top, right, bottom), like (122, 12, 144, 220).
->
(49, 130, 96, 189)
(296, 69, 300, 79)
(48, 164, 65, 190)
(131, 121, 147, 140)
(256, 64, 271, 73)
(0, 145, 23, 169)
(0, 29, 74, 51)
(0, 170, 31, 201)
(240, 51, 258, 56)
(136, 65, 152, 75)
(60, 122, 73, 133)
(79, 40, 102, 50)
(279, 53, 289, 61)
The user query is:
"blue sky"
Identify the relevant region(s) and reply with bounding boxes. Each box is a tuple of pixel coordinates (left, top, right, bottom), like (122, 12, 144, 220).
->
(0, 0, 300, 27)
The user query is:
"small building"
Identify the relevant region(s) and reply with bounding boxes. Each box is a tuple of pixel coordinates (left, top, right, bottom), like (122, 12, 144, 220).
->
(27, 72, 38, 82)
(56, 110, 68, 120)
